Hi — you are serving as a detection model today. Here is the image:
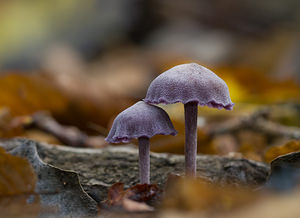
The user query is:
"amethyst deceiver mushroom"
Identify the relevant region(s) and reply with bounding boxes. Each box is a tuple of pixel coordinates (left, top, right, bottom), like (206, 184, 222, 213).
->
(144, 63, 234, 176)
(105, 101, 177, 184)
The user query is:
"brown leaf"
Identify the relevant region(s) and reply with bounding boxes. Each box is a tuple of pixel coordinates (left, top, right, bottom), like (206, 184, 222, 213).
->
(0, 73, 133, 137)
(105, 183, 159, 212)
(162, 177, 257, 212)
(0, 195, 40, 218)
(264, 140, 300, 163)
(122, 198, 154, 212)
(0, 147, 39, 217)
(217, 67, 300, 103)
(0, 108, 25, 138)
(0, 73, 68, 116)
(0, 147, 36, 196)
(124, 184, 160, 204)
(106, 183, 125, 206)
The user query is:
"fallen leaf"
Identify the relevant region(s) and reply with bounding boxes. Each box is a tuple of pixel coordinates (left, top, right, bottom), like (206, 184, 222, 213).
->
(162, 177, 257, 212)
(219, 189, 300, 218)
(124, 183, 160, 205)
(0, 139, 98, 216)
(122, 198, 154, 212)
(0, 146, 40, 217)
(211, 134, 238, 155)
(106, 183, 125, 206)
(217, 67, 300, 104)
(105, 182, 159, 212)
(160, 189, 300, 218)
(0, 147, 36, 196)
(238, 130, 267, 162)
(264, 140, 300, 163)
(0, 73, 68, 116)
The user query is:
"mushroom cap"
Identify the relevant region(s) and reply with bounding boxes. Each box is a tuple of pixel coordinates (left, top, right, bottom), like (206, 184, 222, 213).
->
(144, 63, 234, 110)
(105, 101, 177, 143)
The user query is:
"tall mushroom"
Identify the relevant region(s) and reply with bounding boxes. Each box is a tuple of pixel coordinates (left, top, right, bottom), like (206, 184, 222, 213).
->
(105, 101, 177, 184)
(144, 63, 233, 176)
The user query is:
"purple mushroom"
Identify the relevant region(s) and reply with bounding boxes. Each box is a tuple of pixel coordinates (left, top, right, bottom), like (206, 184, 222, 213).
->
(144, 63, 234, 176)
(105, 101, 177, 184)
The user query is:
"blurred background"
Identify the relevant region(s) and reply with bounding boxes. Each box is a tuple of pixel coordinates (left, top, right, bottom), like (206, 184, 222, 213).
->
(1, 0, 300, 160)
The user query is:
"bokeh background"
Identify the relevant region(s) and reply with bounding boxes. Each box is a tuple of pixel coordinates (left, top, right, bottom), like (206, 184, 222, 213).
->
(1, 0, 300, 160)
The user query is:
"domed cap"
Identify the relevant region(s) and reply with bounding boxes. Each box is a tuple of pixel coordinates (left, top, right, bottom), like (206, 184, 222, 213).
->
(144, 63, 234, 110)
(105, 101, 177, 143)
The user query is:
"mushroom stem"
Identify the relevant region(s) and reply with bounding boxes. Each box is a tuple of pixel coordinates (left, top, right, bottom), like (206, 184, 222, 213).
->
(138, 137, 150, 184)
(184, 101, 198, 176)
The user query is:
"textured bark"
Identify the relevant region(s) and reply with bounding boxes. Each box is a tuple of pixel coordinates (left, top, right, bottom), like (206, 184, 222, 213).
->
(36, 142, 269, 202)
(0, 139, 98, 216)
(266, 150, 300, 191)
(1, 139, 270, 203)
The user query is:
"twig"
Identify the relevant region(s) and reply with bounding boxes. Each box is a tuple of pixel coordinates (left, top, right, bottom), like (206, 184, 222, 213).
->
(206, 108, 300, 139)
(29, 112, 106, 148)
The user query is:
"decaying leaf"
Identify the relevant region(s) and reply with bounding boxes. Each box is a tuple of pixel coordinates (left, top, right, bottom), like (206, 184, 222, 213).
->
(0, 147, 40, 217)
(0, 147, 36, 196)
(105, 182, 158, 212)
(217, 67, 300, 103)
(106, 183, 125, 206)
(0, 108, 106, 147)
(122, 198, 154, 212)
(218, 188, 300, 218)
(0, 108, 25, 138)
(264, 140, 300, 163)
(0, 139, 98, 216)
(0, 72, 133, 136)
(0, 73, 68, 116)
(162, 177, 257, 213)
(124, 183, 160, 204)
(160, 188, 300, 218)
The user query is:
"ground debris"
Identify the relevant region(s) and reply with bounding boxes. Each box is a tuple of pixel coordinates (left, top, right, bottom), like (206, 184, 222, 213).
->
(206, 107, 300, 139)
(103, 183, 157, 212)
(266, 149, 300, 191)
(0, 139, 98, 216)
(0, 138, 269, 202)
(29, 112, 106, 148)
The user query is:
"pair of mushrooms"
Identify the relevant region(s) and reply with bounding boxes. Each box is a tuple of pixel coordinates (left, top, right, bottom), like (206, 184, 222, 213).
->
(105, 63, 234, 184)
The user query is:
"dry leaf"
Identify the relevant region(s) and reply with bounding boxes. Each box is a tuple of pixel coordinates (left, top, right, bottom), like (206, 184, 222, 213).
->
(264, 140, 300, 163)
(105, 182, 159, 212)
(0, 147, 36, 196)
(0, 73, 68, 116)
(162, 177, 257, 212)
(122, 198, 154, 212)
(0, 146, 39, 217)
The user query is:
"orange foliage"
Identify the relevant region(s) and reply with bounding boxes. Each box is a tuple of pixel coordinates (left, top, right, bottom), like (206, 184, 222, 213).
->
(216, 67, 300, 103)
(0, 147, 36, 196)
(0, 73, 68, 116)
(162, 178, 256, 212)
(264, 140, 300, 163)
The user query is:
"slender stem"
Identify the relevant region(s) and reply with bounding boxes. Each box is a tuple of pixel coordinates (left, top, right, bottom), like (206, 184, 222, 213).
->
(138, 137, 150, 184)
(184, 102, 198, 176)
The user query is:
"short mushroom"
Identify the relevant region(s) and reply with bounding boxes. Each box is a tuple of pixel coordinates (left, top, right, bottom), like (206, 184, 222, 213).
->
(105, 101, 177, 184)
(144, 63, 233, 176)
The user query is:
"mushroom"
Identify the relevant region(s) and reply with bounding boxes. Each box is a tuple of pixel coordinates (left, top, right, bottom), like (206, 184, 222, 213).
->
(105, 101, 177, 184)
(144, 63, 233, 176)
